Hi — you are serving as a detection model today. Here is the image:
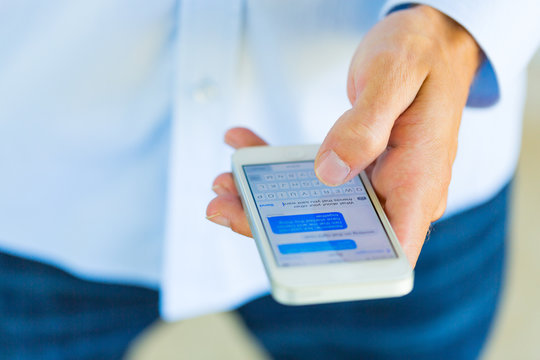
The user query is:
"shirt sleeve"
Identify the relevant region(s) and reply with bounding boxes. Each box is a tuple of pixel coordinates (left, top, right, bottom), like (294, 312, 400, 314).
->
(381, 1, 540, 107)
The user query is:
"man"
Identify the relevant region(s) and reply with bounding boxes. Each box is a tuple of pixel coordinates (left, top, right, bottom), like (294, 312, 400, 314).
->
(0, 1, 538, 359)
(207, 2, 540, 359)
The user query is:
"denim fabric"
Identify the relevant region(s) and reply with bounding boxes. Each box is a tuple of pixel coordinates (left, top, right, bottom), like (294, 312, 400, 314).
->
(0, 254, 159, 360)
(238, 183, 511, 360)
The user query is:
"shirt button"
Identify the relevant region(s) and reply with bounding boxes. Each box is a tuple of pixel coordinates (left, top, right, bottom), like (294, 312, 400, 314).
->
(192, 79, 219, 103)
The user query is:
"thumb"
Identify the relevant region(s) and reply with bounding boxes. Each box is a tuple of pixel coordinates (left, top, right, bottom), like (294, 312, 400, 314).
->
(315, 53, 428, 186)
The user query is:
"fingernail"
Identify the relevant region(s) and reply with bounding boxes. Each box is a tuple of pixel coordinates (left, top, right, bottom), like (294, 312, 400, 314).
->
(212, 185, 227, 195)
(206, 213, 230, 227)
(315, 150, 350, 186)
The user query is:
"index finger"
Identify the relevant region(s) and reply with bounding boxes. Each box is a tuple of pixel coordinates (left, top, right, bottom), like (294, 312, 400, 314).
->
(225, 127, 267, 149)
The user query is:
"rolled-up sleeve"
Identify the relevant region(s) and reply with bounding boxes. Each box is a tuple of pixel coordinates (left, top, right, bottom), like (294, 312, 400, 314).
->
(381, 1, 540, 107)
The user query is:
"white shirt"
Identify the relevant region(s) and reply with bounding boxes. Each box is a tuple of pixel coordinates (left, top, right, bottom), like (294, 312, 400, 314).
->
(0, 0, 538, 321)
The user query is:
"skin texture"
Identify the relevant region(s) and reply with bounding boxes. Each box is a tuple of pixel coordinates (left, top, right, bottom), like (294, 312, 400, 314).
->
(206, 5, 482, 267)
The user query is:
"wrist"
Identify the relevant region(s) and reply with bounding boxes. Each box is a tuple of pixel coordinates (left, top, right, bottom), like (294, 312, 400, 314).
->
(411, 5, 483, 82)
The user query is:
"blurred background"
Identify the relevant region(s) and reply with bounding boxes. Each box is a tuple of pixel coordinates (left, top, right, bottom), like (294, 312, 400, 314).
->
(127, 50, 540, 360)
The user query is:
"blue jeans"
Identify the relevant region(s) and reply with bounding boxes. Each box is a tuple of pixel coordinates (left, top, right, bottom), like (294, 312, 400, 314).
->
(0, 253, 159, 359)
(238, 183, 510, 359)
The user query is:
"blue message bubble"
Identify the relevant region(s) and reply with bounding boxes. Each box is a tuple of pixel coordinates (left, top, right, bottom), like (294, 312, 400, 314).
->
(267, 212, 347, 234)
(278, 239, 356, 254)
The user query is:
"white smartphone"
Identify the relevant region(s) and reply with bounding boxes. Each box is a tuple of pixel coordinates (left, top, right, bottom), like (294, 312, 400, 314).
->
(232, 145, 413, 305)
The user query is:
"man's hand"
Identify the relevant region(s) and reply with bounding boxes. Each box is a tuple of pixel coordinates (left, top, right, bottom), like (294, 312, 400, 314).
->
(207, 5, 481, 267)
(206, 128, 267, 238)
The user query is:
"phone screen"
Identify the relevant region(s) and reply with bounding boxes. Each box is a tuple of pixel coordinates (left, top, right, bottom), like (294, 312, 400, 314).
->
(243, 161, 396, 267)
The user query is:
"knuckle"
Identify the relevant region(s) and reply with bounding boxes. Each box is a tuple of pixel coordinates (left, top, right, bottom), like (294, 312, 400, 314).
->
(345, 119, 387, 159)
(230, 220, 247, 236)
(433, 197, 447, 221)
(230, 221, 240, 234)
(213, 172, 231, 186)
